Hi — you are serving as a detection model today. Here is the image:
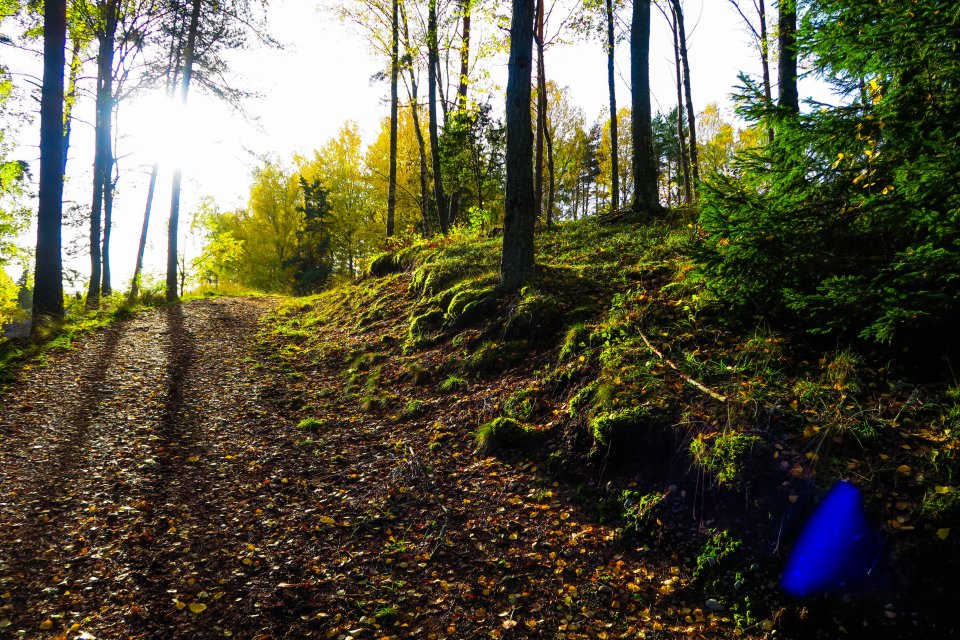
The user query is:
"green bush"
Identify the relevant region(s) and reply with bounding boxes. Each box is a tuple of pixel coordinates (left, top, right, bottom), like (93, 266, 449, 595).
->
(695, 1, 960, 345)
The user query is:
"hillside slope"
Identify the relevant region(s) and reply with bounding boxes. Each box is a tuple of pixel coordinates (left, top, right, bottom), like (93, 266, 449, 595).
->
(259, 215, 959, 638)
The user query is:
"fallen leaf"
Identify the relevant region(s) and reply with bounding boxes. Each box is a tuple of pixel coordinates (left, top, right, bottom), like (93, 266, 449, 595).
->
(937, 528, 950, 540)
(896, 464, 911, 476)
(188, 602, 207, 614)
(39, 619, 53, 630)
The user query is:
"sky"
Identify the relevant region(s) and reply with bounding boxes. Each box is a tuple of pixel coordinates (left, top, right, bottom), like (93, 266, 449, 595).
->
(3, 0, 777, 290)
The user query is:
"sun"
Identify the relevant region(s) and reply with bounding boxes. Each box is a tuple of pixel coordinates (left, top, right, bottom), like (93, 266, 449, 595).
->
(122, 91, 195, 172)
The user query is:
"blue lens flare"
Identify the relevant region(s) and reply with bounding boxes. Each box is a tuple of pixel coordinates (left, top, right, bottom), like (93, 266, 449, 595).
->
(781, 481, 879, 597)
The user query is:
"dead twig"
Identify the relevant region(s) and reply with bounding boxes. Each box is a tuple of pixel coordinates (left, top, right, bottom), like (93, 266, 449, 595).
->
(637, 329, 728, 403)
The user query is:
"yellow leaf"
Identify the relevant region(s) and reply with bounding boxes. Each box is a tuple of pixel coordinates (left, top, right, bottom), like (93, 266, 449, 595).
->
(896, 464, 911, 476)
(39, 619, 53, 630)
(189, 602, 207, 614)
(174, 600, 186, 610)
(187, 456, 200, 463)
(937, 528, 950, 540)
(319, 516, 335, 525)
(935, 486, 952, 494)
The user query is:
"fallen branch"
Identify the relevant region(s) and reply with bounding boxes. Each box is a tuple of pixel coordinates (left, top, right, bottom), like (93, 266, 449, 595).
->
(638, 329, 728, 403)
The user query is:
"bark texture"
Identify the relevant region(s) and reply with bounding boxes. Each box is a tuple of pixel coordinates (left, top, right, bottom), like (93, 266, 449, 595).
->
(32, 0, 67, 334)
(501, 0, 536, 291)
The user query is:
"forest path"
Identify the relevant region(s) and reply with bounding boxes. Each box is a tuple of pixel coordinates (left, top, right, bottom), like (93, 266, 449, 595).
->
(0, 297, 696, 640)
(0, 298, 317, 638)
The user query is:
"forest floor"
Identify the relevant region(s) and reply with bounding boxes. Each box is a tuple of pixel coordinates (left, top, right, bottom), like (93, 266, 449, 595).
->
(0, 297, 735, 640)
(2, 217, 957, 640)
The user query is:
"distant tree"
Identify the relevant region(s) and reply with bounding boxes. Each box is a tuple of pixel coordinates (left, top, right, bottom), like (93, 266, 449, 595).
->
(387, 0, 399, 237)
(669, 0, 698, 199)
(426, 0, 448, 233)
(285, 177, 334, 295)
(439, 102, 504, 228)
(604, 0, 621, 212)
(500, 0, 535, 291)
(727, 0, 773, 140)
(31, 0, 67, 335)
(167, 0, 202, 302)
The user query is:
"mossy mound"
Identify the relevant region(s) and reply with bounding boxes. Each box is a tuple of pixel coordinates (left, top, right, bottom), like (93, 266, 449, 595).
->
(475, 417, 540, 453)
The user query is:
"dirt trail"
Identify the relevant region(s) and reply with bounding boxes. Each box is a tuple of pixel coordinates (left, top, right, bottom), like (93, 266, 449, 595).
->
(0, 297, 709, 640)
(0, 298, 314, 637)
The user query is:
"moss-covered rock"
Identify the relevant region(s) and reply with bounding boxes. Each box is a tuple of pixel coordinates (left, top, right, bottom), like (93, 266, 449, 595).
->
(475, 417, 539, 453)
(464, 340, 530, 375)
(367, 252, 402, 277)
(689, 431, 766, 488)
(588, 403, 673, 446)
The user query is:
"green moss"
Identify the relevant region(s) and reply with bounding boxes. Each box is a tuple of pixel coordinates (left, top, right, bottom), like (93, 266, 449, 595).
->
(568, 382, 598, 417)
(501, 287, 566, 341)
(296, 417, 327, 432)
(559, 322, 590, 361)
(367, 251, 403, 277)
(690, 432, 765, 488)
(464, 340, 529, 375)
(475, 417, 539, 453)
(588, 404, 670, 446)
(505, 388, 536, 420)
(446, 285, 496, 327)
(620, 489, 665, 534)
(400, 399, 425, 421)
(406, 308, 444, 349)
(694, 529, 743, 583)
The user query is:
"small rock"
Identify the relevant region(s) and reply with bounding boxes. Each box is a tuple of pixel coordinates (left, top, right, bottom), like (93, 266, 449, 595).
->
(705, 598, 725, 612)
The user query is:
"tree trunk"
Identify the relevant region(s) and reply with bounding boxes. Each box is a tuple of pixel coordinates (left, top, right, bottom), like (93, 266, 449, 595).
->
(62, 37, 83, 176)
(86, 5, 117, 309)
(545, 114, 555, 226)
(101, 142, 115, 297)
(758, 0, 774, 141)
(605, 0, 619, 213)
(387, 0, 399, 238)
(457, 0, 471, 110)
(167, 0, 202, 302)
(671, 15, 691, 203)
(427, 0, 448, 233)
(130, 9, 184, 303)
(400, 0, 431, 235)
(631, 0, 658, 214)
(129, 161, 158, 301)
(533, 0, 545, 221)
(32, 0, 67, 335)
(671, 0, 698, 198)
(777, 0, 799, 114)
(501, 0, 535, 292)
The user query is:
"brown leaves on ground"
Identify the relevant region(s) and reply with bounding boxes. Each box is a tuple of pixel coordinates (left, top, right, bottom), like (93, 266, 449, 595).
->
(0, 297, 758, 639)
